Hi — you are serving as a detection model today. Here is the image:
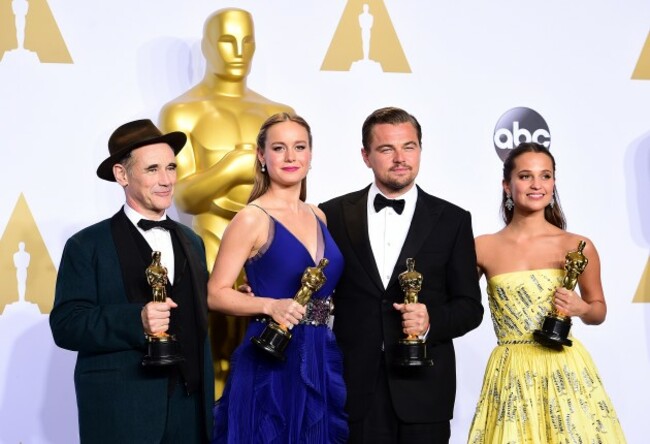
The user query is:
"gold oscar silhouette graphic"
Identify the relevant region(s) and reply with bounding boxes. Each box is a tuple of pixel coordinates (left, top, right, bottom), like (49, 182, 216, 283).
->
(632, 31, 650, 80)
(633, 256, 650, 303)
(321, 0, 410, 73)
(394, 258, 433, 367)
(159, 8, 294, 393)
(534, 240, 589, 348)
(0, 0, 72, 63)
(0, 193, 56, 315)
(252, 259, 329, 360)
(142, 251, 183, 366)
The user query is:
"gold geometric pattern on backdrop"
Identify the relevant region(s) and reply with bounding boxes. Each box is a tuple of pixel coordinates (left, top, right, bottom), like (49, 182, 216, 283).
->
(321, 0, 410, 73)
(632, 256, 650, 302)
(0, 193, 57, 315)
(0, 0, 72, 63)
(632, 31, 650, 80)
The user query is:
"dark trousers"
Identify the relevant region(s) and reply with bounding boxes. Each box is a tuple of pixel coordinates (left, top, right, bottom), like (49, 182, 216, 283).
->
(161, 384, 206, 444)
(348, 362, 450, 444)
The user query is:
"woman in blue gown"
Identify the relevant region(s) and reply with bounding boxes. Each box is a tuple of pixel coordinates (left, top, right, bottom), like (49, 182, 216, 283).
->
(208, 113, 348, 443)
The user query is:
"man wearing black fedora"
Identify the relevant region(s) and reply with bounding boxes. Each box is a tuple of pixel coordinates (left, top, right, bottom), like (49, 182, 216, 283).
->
(50, 119, 214, 443)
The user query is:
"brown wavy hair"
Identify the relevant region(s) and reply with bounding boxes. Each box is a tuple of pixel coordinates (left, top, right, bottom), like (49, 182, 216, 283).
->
(361, 107, 422, 151)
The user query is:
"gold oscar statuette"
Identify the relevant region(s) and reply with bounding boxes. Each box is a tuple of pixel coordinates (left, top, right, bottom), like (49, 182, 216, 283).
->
(394, 258, 433, 367)
(142, 251, 184, 366)
(534, 240, 589, 348)
(159, 7, 295, 394)
(251, 258, 329, 360)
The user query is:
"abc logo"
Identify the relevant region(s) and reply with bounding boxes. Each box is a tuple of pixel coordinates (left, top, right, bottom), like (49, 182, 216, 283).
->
(493, 107, 551, 161)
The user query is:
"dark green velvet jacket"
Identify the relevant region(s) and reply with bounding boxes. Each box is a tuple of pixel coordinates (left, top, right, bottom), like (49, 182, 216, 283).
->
(50, 210, 214, 443)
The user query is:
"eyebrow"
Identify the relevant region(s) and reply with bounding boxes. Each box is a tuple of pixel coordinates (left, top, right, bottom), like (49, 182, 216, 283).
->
(517, 169, 552, 173)
(271, 140, 308, 146)
(144, 162, 177, 169)
(376, 141, 417, 149)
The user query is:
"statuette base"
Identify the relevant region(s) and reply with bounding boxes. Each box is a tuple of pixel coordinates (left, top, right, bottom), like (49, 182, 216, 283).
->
(251, 323, 292, 361)
(394, 338, 434, 367)
(533, 316, 573, 349)
(142, 335, 185, 366)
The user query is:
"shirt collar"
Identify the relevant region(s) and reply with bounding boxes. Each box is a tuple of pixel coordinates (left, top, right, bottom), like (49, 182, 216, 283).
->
(123, 203, 168, 227)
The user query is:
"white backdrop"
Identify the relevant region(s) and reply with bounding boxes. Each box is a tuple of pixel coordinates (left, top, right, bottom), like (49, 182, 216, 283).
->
(0, 1, 648, 442)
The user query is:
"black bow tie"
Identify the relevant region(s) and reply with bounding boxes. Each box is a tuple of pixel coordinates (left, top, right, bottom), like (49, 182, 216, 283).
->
(373, 194, 405, 215)
(137, 218, 176, 231)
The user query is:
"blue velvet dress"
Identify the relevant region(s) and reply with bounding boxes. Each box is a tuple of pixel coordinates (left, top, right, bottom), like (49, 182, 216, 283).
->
(212, 212, 348, 443)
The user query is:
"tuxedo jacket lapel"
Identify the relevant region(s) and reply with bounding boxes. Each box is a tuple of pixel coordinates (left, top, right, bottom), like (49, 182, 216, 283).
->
(387, 187, 443, 290)
(110, 209, 152, 304)
(173, 225, 209, 338)
(342, 187, 385, 293)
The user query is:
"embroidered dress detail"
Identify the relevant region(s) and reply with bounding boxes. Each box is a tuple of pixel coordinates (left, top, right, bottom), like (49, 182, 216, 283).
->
(467, 269, 626, 444)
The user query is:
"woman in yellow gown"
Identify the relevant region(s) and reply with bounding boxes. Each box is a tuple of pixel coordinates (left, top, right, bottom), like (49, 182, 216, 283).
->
(467, 143, 626, 443)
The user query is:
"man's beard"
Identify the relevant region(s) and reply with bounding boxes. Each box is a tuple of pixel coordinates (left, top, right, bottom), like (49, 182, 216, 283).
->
(382, 177, 413, 193)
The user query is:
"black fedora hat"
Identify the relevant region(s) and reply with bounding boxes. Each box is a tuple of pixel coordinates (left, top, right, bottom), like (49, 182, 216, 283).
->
(96, 119, 187, 182)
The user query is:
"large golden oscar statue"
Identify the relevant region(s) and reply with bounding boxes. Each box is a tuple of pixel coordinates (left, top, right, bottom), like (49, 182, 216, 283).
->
(159, 8, 294, 395)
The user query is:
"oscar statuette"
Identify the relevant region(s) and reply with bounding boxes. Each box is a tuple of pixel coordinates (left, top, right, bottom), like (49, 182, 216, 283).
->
(394, 258, 434, 367)
(533, 240, 589, 349)
(142, 251, 184, 366)
(251, 258, 329, 360)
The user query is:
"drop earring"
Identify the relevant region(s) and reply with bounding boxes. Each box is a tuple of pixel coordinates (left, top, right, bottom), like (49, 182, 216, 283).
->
(261, 163, 266, 173)
(505, 195, 514, 211)
(549, 194, 555, 208)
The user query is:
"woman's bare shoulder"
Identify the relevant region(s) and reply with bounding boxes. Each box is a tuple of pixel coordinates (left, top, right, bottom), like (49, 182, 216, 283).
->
(475, 230, 507, 247)
(229, 204, 269, 231)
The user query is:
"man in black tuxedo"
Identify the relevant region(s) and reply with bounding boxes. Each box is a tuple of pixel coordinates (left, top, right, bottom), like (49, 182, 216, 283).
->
(50, 120, 214, 443)
(320, 107, 483, 443)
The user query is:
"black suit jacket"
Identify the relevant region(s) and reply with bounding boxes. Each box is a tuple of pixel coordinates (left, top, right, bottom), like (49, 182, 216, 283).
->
(320, 185, 483, 423)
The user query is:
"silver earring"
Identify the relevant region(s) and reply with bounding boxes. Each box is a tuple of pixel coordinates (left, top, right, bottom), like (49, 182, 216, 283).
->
(549, 194, 555, 208)
(261, 163, 266, 173)
(505, 195, 514, 211)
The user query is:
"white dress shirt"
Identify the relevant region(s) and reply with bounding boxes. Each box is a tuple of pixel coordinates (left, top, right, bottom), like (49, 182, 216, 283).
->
(367, 183, 418, 289)
(123, 204, 175, 284)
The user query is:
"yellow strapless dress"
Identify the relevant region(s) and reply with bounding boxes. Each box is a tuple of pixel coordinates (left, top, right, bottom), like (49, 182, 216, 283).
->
(467, 269, 626, 444)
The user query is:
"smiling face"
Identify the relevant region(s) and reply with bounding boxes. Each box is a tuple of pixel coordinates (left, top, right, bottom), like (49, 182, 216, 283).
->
(504, 151, 555, 213)
(258, 120, 312, 188)
(361, 122, 421, 197)
(113, 143, 177, 219)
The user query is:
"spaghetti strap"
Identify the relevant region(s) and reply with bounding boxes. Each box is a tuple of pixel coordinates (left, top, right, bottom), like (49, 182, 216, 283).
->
(248, 203, 269, 216)
(306, 204, 326, 225)
(246, 204, 274, 261)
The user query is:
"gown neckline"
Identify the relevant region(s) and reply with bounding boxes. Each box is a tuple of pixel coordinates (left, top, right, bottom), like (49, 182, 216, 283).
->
(487, 268, 564, 282)
(272, 216, 324, 265)
(248, 203, 324, 265)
